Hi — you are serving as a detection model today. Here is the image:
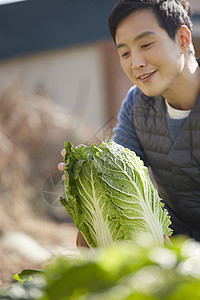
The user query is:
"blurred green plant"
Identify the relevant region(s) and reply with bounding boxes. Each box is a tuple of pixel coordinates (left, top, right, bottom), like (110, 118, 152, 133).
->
(1, 236, 200, 300)
(13, 269, 45, 285)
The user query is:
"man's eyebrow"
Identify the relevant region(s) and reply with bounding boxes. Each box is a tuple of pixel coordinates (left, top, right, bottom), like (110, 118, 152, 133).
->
(116, 31, 156, 49)
(134, 31, 155, 41)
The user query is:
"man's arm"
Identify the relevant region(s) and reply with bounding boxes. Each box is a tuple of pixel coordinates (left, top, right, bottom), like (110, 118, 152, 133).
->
(113, 86, 147, 164)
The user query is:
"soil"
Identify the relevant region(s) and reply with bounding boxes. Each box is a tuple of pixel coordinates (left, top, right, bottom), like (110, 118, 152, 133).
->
(0, 207, 78, 290)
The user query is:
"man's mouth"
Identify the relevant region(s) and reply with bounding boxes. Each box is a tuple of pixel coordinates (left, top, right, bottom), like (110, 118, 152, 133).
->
(137, 70, 157, 81)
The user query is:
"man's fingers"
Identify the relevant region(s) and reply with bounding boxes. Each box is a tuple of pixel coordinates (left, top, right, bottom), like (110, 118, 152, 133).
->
(59, 145, 85, 182)
(61, 148, 66, 157)
(58, 163, 65, 181)
(58, 162, 65, 172)
(58, 148, 66, 182)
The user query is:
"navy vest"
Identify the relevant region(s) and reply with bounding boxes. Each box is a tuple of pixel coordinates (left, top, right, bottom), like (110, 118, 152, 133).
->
(134, 87, 200, 240)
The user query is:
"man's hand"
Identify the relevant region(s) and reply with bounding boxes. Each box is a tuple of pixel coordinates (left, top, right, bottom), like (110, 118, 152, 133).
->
(58, 145, 86, 181)
(57, 148, 66, 181)
(76, 231, 89, 248)
(58, 146, 90, 249)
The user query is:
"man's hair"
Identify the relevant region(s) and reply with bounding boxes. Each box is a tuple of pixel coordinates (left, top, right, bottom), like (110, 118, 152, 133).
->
(108, 0, 193, 45)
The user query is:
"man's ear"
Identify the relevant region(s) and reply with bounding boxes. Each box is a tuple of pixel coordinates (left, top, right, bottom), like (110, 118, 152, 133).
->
(177, 25, 191, 54)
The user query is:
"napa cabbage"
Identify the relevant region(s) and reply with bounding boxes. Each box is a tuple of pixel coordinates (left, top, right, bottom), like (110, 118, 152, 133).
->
(60, 140, 172, 247)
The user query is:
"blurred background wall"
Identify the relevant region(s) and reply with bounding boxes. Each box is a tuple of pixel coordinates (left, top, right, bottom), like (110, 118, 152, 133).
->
(0, 0, 132, 134)
(0, 0, 199, 131)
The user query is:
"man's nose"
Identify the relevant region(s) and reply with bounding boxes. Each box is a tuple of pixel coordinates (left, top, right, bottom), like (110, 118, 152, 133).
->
(131, 51, 146, 70)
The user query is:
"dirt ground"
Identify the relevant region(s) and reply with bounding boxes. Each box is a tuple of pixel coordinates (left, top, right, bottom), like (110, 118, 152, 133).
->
(0, 204, 78, 290)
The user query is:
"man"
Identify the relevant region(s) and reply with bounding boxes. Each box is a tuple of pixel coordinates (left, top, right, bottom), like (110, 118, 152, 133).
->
(59, 0, 200, 244)
(109, 0, 200, 240)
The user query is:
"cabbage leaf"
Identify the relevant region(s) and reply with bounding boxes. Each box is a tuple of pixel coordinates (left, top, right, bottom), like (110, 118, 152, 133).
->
(60, 140, 172, 247)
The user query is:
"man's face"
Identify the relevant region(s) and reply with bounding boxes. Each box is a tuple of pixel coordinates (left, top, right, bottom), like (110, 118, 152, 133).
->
(115, 9, 184, 97)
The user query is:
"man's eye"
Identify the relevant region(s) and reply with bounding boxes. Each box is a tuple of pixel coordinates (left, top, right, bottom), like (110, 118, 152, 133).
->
(122, 52, 129, 57)
(141, 43, 152, 48)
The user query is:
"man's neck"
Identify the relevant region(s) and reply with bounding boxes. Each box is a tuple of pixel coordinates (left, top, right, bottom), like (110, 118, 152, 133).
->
(163, 56, 200, 110)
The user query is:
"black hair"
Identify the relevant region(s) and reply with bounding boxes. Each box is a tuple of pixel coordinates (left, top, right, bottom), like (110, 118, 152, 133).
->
(108, 0, 193, 43)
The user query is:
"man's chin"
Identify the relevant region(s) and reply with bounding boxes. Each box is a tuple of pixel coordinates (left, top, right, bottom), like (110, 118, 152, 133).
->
(140, 88, 161, 98)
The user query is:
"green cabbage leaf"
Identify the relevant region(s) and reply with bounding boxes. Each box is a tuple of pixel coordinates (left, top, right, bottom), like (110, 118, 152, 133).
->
(60, 140, 172, 247)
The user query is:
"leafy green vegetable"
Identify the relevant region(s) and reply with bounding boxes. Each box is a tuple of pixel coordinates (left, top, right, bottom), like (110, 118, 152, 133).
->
(60, 140, 172, 247)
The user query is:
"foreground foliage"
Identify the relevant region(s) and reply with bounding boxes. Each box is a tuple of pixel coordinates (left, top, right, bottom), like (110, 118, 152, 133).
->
(1, 237, 200, 300)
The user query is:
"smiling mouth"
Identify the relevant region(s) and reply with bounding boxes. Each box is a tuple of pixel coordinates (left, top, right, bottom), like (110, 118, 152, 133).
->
(138, 70, 157, 80)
